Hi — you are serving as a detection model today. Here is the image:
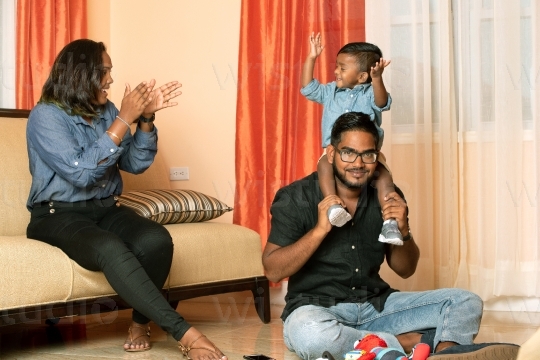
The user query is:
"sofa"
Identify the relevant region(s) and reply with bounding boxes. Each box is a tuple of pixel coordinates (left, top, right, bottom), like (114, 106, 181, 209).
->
(0, 108, 270, 326)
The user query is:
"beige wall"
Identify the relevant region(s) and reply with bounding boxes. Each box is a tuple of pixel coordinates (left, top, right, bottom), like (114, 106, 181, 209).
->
(87, 0, 241, 223)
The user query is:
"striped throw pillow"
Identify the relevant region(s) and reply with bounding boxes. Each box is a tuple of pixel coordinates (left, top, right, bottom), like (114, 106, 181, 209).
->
(119, 189, 232, 224)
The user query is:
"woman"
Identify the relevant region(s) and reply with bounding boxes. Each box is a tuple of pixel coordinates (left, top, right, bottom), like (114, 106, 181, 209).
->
(26, 39, 227, 360)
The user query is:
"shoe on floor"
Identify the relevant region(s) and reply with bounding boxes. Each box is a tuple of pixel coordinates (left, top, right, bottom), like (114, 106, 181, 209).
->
(378, 218, 404, 245)
(327, 204, 352, 227)
(427, 343, 519, 359)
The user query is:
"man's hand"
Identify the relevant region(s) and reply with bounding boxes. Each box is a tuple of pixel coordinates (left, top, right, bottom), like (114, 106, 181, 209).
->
(381, 191, 408, 237)
(262, 194, 340, 283)
(383, 191, 419, 278)
(371, 58, 391, 79)
(308, 32, 324, 59)
(315, 195, 345, 235)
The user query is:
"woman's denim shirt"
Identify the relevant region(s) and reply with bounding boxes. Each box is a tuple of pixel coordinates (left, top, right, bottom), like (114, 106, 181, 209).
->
(26, 101, 157, 209)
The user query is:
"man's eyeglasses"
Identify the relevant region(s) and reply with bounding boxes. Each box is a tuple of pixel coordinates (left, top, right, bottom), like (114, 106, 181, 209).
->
(335, 148, 378, 164)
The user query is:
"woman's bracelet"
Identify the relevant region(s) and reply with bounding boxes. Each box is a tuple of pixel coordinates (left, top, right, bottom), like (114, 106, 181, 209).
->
(106, 130, 122, 143)
(115, 115, 130, 128)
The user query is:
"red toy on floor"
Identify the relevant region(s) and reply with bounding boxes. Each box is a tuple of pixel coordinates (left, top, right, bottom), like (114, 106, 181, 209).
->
(346, 334, 430, 360)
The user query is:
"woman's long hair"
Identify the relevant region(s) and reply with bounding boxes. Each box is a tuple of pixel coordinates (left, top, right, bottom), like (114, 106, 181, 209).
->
(40, 39, 106, 117)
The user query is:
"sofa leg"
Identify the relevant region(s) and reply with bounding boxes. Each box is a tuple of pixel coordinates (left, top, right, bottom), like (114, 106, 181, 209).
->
(251, 277, 271, 324)
(46, 318, 60, 326)
(169, 300, 180, 311)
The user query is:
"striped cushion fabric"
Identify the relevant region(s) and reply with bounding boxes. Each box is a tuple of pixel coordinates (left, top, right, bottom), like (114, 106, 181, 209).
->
(119, 189, 232, 224)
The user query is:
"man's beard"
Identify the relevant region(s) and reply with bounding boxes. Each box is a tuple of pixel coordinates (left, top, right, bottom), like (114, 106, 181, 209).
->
(332, 161, 371, 189)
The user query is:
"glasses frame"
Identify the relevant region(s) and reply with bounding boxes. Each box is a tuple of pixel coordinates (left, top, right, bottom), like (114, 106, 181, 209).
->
(335, 148, 379, 164)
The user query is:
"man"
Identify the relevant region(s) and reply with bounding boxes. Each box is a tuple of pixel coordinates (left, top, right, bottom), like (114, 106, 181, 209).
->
(262, 112, 519, 360)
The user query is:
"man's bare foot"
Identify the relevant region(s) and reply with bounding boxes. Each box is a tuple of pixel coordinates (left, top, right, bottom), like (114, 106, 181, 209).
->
(123, 321, 151, 352)
(396, 332, 422, 353)
(178, 327, 227, 360)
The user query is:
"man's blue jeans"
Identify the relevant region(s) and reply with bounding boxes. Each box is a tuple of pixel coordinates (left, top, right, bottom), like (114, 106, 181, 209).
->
(283, 288, 483, 360)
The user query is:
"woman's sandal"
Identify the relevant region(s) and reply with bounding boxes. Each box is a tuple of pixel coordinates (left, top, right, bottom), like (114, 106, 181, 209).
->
(178, 334, 224, 359)
(124, 323, 151, 352)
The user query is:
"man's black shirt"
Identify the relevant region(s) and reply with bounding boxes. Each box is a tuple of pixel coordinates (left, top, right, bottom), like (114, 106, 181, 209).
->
(267, 172, 398, 321)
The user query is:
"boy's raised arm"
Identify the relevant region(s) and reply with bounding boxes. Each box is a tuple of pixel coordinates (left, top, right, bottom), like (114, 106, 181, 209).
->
(301, 32, 325, 88)
(371, 58, 391, 108)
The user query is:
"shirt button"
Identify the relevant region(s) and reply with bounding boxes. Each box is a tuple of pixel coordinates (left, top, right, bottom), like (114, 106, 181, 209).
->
(74, 161, 78, 166)
(49, 209, 55, 214)
(102, 184, 105, 188)
(350, 94, 354, 97)
(351, 245, 355, 249)
(356, 268, 359, 272)
(352, 287, 356, 290)
(110, 149, 115, 153)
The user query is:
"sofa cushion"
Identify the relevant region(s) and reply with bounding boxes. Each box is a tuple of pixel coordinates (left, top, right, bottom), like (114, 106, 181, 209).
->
(119, 189, 233, 224)
(164, 223, 264, 287)
(69, 262, 116, 302)
(0, 236, 73, 311)
(69, 223, 264, 301)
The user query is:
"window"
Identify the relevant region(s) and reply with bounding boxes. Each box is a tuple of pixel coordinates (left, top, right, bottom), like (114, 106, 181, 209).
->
(385, 0, 533, 135)
(454, 0, 533, 133)
(388, 0, 441, 132)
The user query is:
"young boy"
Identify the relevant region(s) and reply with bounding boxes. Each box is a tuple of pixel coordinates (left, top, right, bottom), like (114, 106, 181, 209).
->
(301, 32, 402, 245)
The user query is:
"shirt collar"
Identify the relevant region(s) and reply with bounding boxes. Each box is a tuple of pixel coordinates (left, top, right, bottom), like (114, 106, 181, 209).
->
(335, 83, 371, 93)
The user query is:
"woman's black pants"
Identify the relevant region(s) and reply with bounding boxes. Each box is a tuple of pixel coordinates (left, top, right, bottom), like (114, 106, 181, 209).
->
(27, 197, 191, 341)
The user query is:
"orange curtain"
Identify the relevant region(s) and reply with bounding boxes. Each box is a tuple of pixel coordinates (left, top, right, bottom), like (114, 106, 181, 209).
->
(234, 0, 365, 247)
(16, 0, 87, 110)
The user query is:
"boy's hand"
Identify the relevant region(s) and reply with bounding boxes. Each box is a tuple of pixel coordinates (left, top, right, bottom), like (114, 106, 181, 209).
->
(371, 58, 391, 79)
(308, 32, 325, 59)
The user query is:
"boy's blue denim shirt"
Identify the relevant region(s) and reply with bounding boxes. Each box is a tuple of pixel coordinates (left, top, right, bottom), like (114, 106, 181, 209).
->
(26, 100, 157, 210)
(301, 79, 391, 149)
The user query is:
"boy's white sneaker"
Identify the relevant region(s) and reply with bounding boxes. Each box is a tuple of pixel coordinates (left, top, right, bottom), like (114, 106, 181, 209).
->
(327, 204, 352, 227)
(378, 219, 404, 245)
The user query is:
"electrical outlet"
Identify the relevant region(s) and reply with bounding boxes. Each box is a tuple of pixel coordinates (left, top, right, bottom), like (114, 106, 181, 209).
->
(170, 167, 189, 180)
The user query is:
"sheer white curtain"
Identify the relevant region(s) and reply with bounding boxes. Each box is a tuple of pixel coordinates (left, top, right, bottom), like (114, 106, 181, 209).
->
(366, 0, 540, 302)
(0, 0, 16, 108)
(453, 0, 540, 302)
